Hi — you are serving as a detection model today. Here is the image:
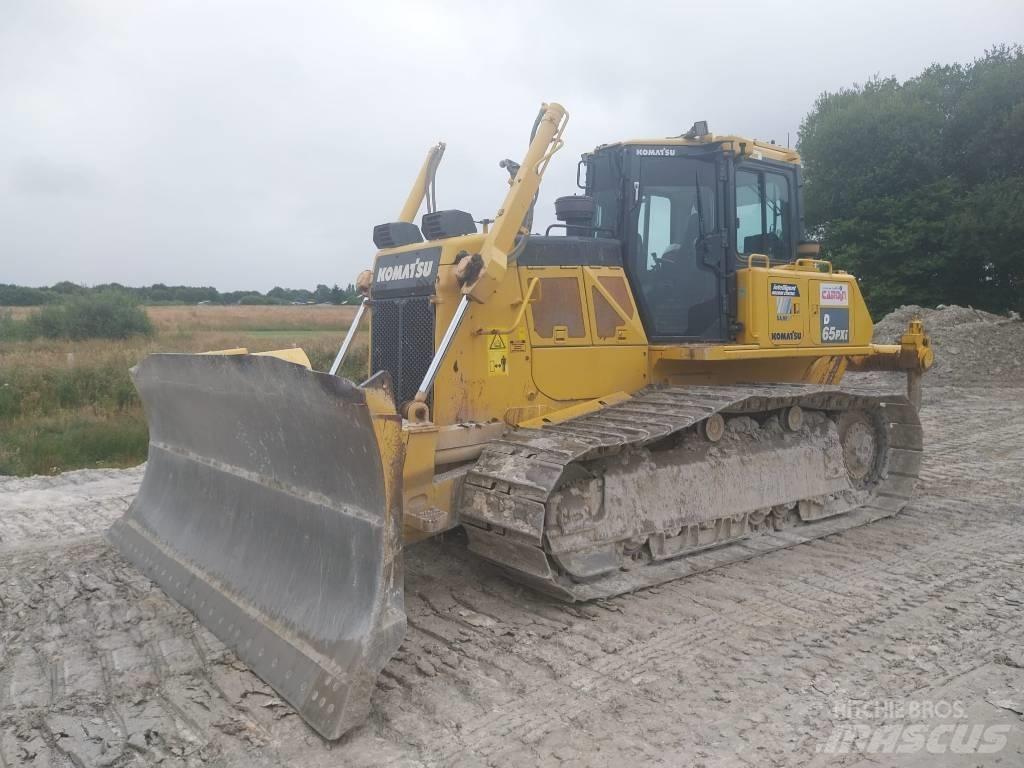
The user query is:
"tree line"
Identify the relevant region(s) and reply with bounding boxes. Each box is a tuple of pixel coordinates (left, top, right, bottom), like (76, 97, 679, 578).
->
(798, 44, 1023, 316)
(0, 281, 359, 307)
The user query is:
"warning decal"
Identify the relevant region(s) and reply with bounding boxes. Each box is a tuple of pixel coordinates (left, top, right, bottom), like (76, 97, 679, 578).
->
(487, 332, 509, 376)
(510, 325, 528, 352)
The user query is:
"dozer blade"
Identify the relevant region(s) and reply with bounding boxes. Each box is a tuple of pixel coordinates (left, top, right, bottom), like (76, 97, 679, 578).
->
(107, 353, 405, 740)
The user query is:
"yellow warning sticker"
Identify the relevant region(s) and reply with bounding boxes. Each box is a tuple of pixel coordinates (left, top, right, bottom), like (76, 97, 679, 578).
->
(487, 332, 509, 376)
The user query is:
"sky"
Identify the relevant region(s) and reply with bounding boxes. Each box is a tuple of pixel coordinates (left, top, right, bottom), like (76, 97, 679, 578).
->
(2, 0, 1022, 292)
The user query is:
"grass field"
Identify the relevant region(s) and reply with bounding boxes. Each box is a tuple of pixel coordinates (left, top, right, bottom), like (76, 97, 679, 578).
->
(0, 305, 364, 476)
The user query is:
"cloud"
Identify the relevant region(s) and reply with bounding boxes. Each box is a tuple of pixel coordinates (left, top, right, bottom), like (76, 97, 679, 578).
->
(0, 0, 1021, 290)
(10, 159, 100, 198)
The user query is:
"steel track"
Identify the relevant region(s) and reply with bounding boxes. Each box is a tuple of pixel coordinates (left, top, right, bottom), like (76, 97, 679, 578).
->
(459, 384, 923, 601)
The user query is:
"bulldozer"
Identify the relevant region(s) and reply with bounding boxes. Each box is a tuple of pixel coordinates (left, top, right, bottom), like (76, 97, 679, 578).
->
(108, 103, 933, 740)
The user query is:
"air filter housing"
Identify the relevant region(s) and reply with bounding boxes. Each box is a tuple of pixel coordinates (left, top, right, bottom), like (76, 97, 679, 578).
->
(421, 210, 476, 240)
(373, 222, 424, 250)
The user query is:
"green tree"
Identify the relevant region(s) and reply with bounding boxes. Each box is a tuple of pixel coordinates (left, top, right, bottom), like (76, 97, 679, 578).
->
(50, 280, 88, 296)
(0, 284, 57, 305)
(26, 292, 154, 340)
(799, 45, 1024, 315)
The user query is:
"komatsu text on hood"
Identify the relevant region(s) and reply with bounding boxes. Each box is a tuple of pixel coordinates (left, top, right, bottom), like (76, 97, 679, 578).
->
(372, 246, 441, 297)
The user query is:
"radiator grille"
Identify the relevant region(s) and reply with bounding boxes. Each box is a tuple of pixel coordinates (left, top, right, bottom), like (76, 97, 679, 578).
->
(370, 296, 435, 407)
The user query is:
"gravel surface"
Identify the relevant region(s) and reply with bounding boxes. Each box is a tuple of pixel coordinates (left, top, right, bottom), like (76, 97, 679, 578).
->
(2, 309, 1023, 766)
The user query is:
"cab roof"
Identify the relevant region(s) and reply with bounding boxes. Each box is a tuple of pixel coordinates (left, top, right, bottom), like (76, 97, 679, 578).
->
(592, 134, 801, 165)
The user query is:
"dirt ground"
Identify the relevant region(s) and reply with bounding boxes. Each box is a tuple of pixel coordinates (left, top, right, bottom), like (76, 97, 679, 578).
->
(2, 312, 1023, 766)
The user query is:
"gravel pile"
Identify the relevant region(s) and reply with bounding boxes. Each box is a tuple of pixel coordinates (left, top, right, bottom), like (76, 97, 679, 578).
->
(872, 304, 1023, 387)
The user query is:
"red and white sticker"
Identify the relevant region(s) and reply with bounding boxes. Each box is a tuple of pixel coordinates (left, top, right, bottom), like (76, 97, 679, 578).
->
(819, 282, 849, 307)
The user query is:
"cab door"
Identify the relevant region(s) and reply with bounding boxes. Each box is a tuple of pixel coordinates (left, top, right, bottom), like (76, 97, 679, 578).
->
(623, 148, 729, 342)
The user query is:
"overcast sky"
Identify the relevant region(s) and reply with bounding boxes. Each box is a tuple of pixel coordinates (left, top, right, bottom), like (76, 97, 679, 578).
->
(2, 1, 1022, 291)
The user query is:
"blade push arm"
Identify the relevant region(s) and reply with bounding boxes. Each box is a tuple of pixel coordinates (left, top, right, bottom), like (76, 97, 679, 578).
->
(457, 102, 568, 302)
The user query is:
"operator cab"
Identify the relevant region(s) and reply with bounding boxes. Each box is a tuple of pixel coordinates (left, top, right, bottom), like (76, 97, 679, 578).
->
(581, 125, 803, 343)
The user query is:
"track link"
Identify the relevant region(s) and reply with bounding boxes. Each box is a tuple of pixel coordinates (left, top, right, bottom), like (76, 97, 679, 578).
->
(459, 384, 922, 600)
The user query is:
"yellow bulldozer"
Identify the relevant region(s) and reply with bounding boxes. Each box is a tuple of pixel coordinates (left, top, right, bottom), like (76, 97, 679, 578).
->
(109, 103, 933, 740)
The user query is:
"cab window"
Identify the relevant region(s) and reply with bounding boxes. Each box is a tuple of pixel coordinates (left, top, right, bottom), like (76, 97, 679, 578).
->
(589, 151, 620, 234)
(735, 168, 791, 262)
(637, 194, 672, 268)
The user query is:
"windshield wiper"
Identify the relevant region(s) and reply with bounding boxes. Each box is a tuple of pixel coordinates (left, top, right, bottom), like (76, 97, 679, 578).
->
(694, 170, 706, 242)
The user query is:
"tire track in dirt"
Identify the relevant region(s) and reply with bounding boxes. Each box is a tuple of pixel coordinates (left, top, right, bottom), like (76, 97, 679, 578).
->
(1, 386, 1022, 766)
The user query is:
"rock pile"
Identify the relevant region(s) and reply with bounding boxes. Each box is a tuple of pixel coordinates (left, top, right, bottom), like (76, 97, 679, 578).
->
(871, 304, 1023, 387)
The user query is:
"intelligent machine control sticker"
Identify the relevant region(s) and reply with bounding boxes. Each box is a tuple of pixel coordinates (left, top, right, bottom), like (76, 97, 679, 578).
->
(771, 283, 799, 320)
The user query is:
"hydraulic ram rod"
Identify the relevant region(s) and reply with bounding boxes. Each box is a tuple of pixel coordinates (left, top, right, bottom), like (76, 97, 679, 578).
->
(415, 294, 470, 401)
(329, 298, 368, 376)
